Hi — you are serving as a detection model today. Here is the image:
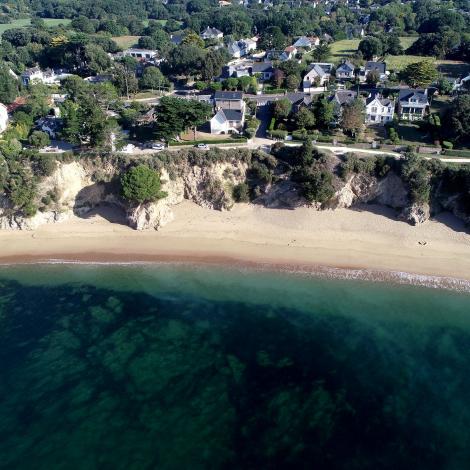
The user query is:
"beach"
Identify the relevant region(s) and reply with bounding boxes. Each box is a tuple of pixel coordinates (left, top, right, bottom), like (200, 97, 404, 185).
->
(0, 200, 469, 281)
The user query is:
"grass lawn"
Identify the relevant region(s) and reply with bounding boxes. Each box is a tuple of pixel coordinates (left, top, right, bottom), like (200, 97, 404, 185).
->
(385, 54, 429, 72)
(397, 123, 432, 145)
(399, 36, 419, 51)
(328, 39, 360, 61)
(430, 95, 452, 114)
(0, 18, 71, 35)
(111, 35, 141, 49)
(328, 37, 419, 64)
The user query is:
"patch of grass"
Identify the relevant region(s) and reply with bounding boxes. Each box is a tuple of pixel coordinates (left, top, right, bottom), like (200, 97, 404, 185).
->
(0, 18, 71, 36)
(400, 36, 419, 51)
(111, 35, 141, 49)
(385, 54, 430, 72)
(169, 137, 247, 146)
(397, 123, 431, 145)
(430, 96, 451, 114)
(329, 39, 360, 62)
(436, 61, 470, 79)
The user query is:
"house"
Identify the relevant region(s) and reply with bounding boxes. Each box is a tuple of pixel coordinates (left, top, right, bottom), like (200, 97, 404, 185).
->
(122, 49, 162, 64)
(280, 46, 297, 61)
(250, 62, 274, 81)
(398, 89, 429, 121)
(170, 34, 184, 45)
(21, 67, 69, 86)
(330, 90, 358, 119)
(214, 91, 244, 110)
(220, 63, 251, 79)
(227, 38, 257, 58)
(210, 108, 245, 134)
(0, 103, 8, 133)
(303, 63, 333, 91)
(293, 36, 319, 49)
(360, 61, 387, 83)
(286, 93, 313, 113)
(201, 26, 223, 40)
(211, 91, 246, 134)
(335, 60, 356, 80)
(365, 94, 394, 125)
(84, 74, 113, 84)
(36, 116, 62, 139)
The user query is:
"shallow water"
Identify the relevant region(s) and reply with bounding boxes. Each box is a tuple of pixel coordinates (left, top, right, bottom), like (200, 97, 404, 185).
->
(0, 264, 469, 470)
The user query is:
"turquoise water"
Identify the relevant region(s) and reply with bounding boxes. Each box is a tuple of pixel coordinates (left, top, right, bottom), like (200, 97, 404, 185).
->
(0, 264, 470, 470)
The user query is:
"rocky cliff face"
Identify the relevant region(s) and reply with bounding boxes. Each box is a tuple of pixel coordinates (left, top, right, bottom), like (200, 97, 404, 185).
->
(0, 159, 248, 231)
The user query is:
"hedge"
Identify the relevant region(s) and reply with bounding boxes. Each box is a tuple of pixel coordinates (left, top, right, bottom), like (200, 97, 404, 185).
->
(268, 117, 276, 131)
(268, 130, 288, 139)
(169, 138, 247, 146)
(442, 149, 470, 158)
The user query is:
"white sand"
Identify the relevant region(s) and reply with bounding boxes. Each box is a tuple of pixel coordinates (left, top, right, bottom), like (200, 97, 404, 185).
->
(0, 201, 469, 280)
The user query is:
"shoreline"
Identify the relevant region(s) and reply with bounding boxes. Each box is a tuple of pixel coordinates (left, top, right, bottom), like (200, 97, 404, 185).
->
(0, 201, 469, 289)
(1, 254, 470, 292)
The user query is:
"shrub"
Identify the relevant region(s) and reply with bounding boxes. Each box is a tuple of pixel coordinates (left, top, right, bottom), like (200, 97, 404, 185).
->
(245, 128, 256, 139)
(442, 141, 454, 150)
(268, 130, 288, 140)
(233, 182, 250, 202)
(299, 167, 335, 203)
(29, 131, 50, 149)
(268, 117, 276, 131)
(33, 154, 57, 177)
(120, 164, 167, 204)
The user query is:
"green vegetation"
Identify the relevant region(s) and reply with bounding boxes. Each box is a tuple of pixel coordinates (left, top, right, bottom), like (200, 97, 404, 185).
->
(0, 18, 71, 36)
(120, 164, 167, 204)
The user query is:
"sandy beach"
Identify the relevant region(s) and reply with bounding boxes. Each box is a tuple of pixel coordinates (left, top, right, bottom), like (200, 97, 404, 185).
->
(0, 201, 469, 281)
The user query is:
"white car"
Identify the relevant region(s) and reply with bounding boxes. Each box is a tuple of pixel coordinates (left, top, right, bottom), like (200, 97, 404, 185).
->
(196, 143, 209, 150)
(151, 143, 165, 151)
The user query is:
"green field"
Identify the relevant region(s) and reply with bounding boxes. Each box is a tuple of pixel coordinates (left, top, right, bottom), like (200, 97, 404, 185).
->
(0, 18, 71, 35)
(328, 36, 419, 63)
(111, 35, 141, 49)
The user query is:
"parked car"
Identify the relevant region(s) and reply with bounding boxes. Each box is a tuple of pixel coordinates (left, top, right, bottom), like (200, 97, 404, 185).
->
(196, 143, 209, 149)
(151, 143, 165, 151)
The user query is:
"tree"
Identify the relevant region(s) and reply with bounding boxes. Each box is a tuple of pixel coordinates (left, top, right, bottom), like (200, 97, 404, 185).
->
(120, 164, 167, 204)
(182, 31, 205, 48)
(295, 107, 316, 130)
(114, 63, 139, 98)
(273, 99, 292, 120)
(29, 131, 50, 149)
(299, 167, 335, 203)
(153, 96, 212, 141)
(139, 67, 168, 91)
(341, 99, 365, 137)
(0, 64, 18, 104)
(314, 97, 335, 129)
(312, 43, 331, 62)
(358, 36, 383, 60)
(165, 45, 205, 77)
(286, 74, 300, 91)
(366, 69, 381, 86)
(259, 26, 287, 50)
(445, 94, 470, 144)
(401, 60, 438, 88)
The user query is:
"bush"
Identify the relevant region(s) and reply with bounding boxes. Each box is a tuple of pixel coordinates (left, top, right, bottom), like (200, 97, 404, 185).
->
(120, 164, 167, 204)
(29, 131, 50, 149)
(299, 167, 335, 203)
(268, 130, 288, 140)
(268, 117, 276, 131)
(442, 141, 454, 150)
(233, 182, 250, 202)
(245, 128, 256, 139)
(33, 154, 57, 177)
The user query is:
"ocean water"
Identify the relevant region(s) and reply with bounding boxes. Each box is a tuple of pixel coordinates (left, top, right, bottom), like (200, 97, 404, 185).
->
(0, 264, 469, 470)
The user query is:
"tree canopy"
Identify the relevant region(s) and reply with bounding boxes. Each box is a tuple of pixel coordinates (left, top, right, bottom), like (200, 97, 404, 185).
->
(120, 164, 167, 204)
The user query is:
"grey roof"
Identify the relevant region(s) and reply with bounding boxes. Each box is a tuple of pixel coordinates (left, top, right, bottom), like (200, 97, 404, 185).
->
(251, 62, 274, 73)
(221, 109, 243, 121)
(286, 92, 313, 106)
(331, 90, 357, 106)
(293, 36, 312, 48)
(214, 91, 243, 100)
(399, 89, 429, 105)
(336, 61, 355, 73)
(365, 61, 386, 74)
(201, 26, 223, 38)
(366, 94, 392, 106)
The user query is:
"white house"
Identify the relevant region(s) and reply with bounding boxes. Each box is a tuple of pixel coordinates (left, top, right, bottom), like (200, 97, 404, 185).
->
(293, 36, 319, 49)
(0, 103, 8, 133)
(201, 26, 223, 40)
(365, 94, 394, 125)
(122, 49, 162, 64)
(210, 109, 245, 134)
(303, 63, 333, 92)
(21, 67, 70, 86)
(280, 46, 297, 61)
(227, 38, 257, 58)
